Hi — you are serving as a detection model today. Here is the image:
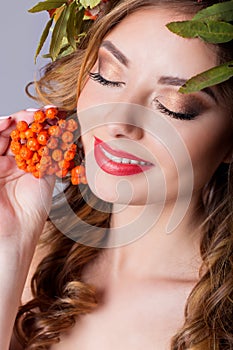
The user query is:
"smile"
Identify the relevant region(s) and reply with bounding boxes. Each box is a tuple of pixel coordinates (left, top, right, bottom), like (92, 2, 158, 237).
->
(94, 136, 155, 176)
(100, 146, 152, 165)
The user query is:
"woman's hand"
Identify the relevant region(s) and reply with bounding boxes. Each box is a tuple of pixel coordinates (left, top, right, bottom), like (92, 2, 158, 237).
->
(0, 110, 55, 350)
(0, 110, 55, 246)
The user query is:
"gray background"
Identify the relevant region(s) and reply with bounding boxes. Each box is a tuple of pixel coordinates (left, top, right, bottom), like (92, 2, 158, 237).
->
(0, 0, 50, 115)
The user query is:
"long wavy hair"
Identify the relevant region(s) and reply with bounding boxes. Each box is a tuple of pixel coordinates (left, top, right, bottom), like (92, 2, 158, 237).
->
(15, 0, 233, 349)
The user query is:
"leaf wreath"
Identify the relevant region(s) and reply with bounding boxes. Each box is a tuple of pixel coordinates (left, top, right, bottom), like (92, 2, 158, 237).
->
(29, 0, 233, 93)
(28, 0, 107, 62)
(166, 0, 233, 93)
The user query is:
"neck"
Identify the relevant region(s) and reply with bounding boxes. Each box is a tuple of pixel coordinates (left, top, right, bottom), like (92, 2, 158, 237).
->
(103, 192, 206, 283)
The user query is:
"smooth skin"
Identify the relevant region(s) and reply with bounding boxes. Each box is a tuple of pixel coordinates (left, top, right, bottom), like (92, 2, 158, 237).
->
(0, 7, 232, 350)
(55, 9, 233, 349)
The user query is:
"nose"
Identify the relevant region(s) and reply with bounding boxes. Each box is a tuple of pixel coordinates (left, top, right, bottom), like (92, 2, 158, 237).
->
(104, 102, 144, 140)
(107, 122, 143, 140)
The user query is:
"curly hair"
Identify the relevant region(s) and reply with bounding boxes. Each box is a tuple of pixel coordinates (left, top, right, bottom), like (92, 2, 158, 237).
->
(15, 0, 233, 349)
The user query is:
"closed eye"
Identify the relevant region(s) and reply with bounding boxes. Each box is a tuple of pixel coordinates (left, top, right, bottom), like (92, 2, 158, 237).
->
(154, 99, 198, 121)
(88, 72, 125, 88)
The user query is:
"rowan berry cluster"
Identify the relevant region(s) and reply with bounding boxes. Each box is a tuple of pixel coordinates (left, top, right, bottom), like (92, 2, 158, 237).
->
(10, 107, 87, 185)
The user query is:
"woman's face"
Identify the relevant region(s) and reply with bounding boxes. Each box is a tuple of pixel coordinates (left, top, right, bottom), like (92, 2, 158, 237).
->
(77, 8, 233, 206)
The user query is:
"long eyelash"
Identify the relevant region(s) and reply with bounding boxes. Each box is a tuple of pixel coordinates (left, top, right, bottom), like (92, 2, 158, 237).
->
(155, 100, 197, 121)
(88, 72, 124, 88)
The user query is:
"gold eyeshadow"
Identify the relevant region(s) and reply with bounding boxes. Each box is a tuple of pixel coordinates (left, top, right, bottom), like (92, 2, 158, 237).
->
(155, 90, 212, 116)
(98, 56, 124, 81)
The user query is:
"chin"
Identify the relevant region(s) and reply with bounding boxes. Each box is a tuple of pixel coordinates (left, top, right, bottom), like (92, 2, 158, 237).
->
(86, 177, 160, 206)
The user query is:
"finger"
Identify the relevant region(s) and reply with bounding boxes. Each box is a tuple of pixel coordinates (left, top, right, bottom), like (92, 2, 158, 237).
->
(10, 109, 36, 125)
(0, 116, 10, 120)
(0, 134, 11, 155)
(0, 118, 18, 156)
(0, 155, 22, 178)
(0, 117, 13, 155)
(0, 117, 12, 133)
(0, 109, 36, 138)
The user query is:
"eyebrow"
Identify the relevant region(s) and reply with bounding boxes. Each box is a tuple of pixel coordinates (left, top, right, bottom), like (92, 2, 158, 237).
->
(100, 40, 130, 67)
(100, 41, 217, 103)
(157, 76, 217, 103)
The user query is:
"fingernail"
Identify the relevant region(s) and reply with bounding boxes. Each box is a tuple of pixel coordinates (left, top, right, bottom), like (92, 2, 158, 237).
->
(0, 115, 11, 120)
(44, 105, 57, 109)
(25, 108, 39, 112)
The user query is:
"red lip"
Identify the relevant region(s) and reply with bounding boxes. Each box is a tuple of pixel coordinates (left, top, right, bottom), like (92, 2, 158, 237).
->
(94, 136, 155, 176)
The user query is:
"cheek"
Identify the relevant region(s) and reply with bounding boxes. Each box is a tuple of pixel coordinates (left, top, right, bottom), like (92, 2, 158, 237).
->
(77, 79, 119, 113)
(182, 124, 231, 190)
(77, 82, 102, 112)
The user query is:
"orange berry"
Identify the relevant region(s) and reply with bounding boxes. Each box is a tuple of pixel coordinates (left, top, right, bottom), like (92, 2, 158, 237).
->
(36, 162, 48, 173)
(68, 159, 75, 170)
(10, 141, 21, 155)
(10, 129, 20, 141)
(19, 131, 27, 140)
(71, 165, 87, 185)
(40, 155, 52, 167)
(71, 176, 80, 185)
(15, 154, 24, 163)
(37, 131, 49, 145)
(61, 143, 76, 152)
(27, 137, 40, 151)
(38, 146, 50, 157)
(16, 160, 27, 171)
(61, 131, 73, 143)
(31, 122, 43, 133)
(16, 121, 28, 132)
(20, 146, 33, 160)
(55, 168, 69, 178)
(47, 137, 59, 150)
(52, 149, 63, 162)
(45, 107, 58, 119)
(71, 165, 85, 177)
(32, 170, 45, 179)
(57, 119, 67, 130)
(60, 142, 70, 151)
(80, 176, 88, 184)
(66, 119, 78, 132)
(26, 158, 33, 165)
(34, 110, 46, 123)
(46, 162, 59, 175)
(31, 152, 41, 164)
(27, 164, 37, 173)
(58, 159, 70, 170)
(25, 128, 35, 139)
(69, 144, 77, 153)
(48, 125, 62, 137)
(64, 150, 75, 161)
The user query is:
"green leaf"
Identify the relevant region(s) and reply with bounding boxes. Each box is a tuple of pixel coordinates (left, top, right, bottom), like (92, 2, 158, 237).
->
(58, 44, 75, 58)
(75, 7, 85, 35)
(49, 5, 70, 60)
(28, 0, 66, 13)
(166, 20, 233, 44)
(192, 0, 233, 22)
(34, 16, 54, 63)
(179, 61, 233, 93)
(42, 53, 52, 59)
(79, 0, 101, 9)
(66, 2, 78, 49)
